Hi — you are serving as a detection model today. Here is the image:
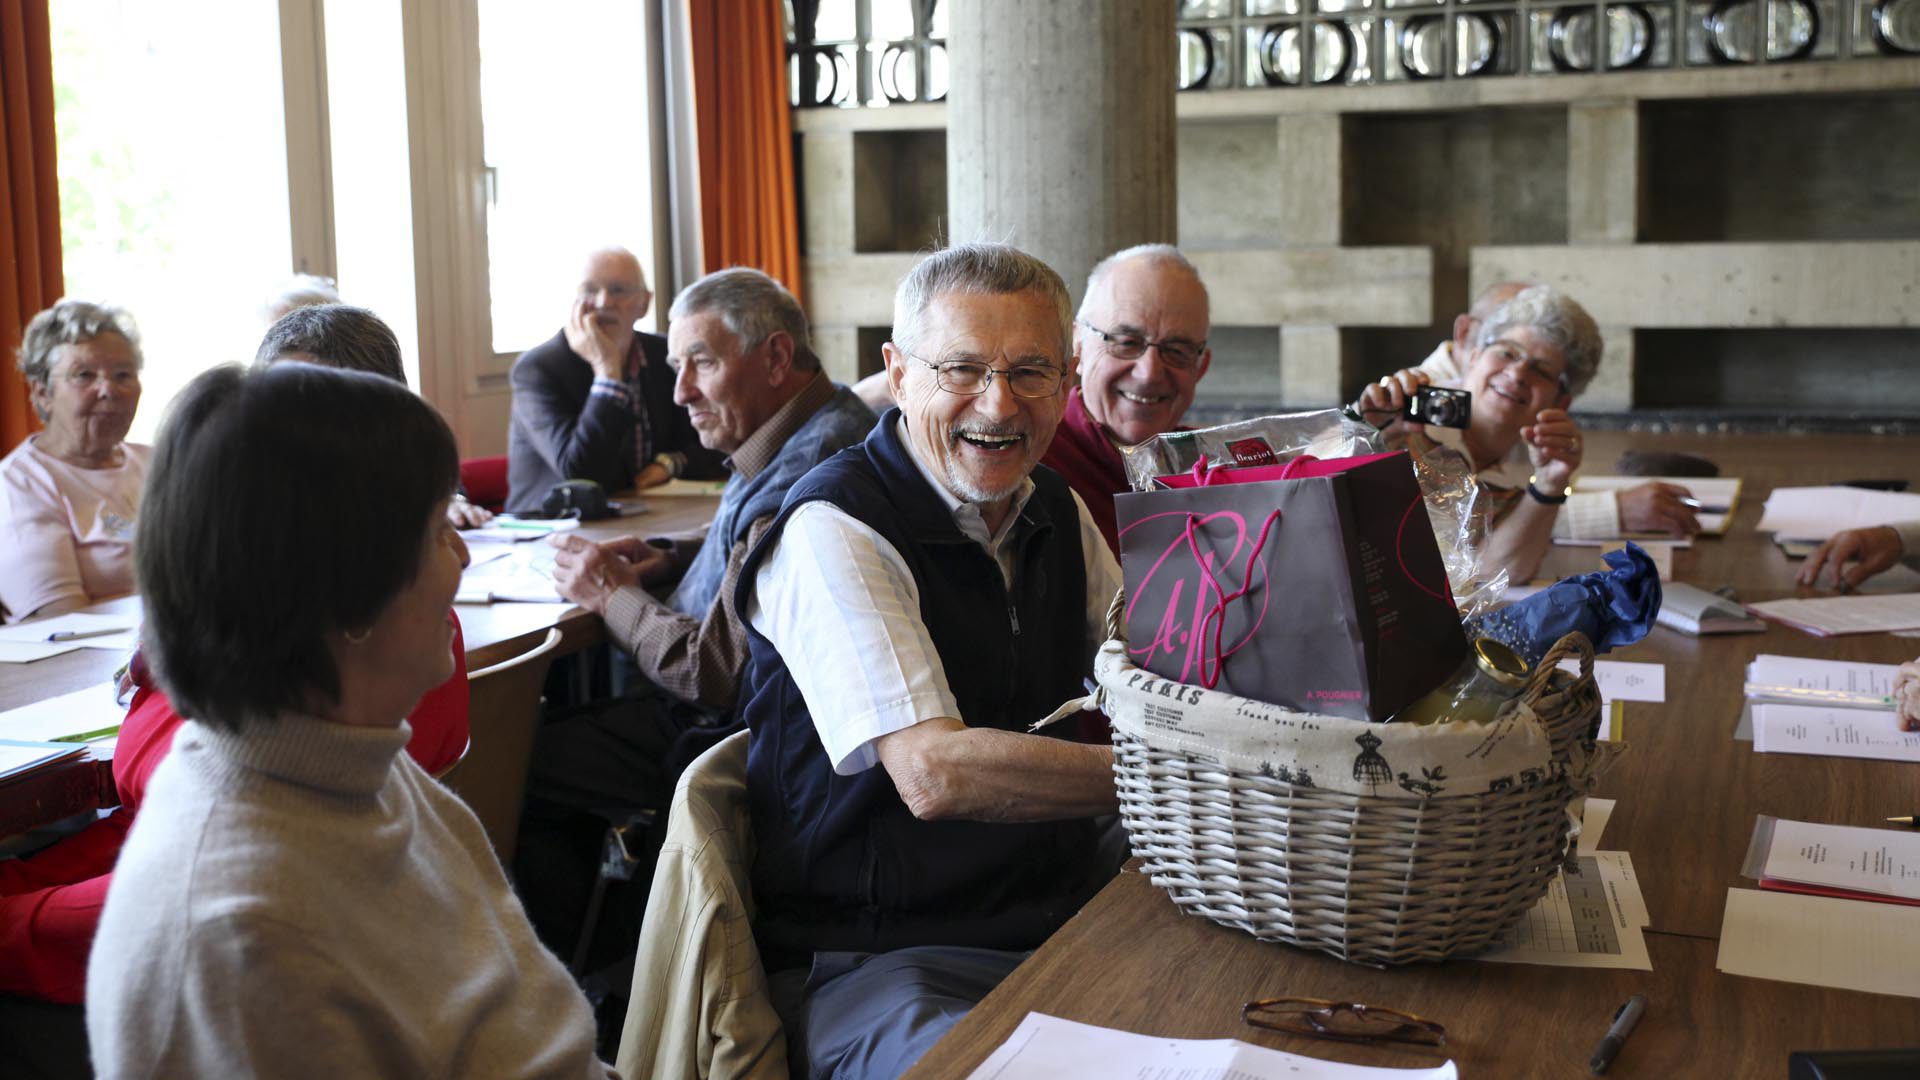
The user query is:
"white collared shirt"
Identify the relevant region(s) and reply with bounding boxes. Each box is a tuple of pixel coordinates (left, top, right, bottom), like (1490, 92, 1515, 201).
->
(746, 419, 1122, 775)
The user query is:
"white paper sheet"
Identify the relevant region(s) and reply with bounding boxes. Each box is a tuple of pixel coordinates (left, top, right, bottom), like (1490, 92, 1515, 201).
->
(0, 641, 82, 663)
(963, 1013, 1458, 1080)
(1479, 852, 1651, 969)
(1747, 593, 1920, 637)
(0, 682, 126, 743)
(1757, 486, 1920, 542)
(456, 545, 565, 604)
(1750, 703, 1920, 762)
(1578, 798, 1617, 857)
(1745, 654, 1900, 708)
(0, 739, 87, 778)
(0, 612, 135, 644)
(1760, 819, 1920, 902)
(1560, 660, 1666, 704)
(1717, 888, 1920, 999)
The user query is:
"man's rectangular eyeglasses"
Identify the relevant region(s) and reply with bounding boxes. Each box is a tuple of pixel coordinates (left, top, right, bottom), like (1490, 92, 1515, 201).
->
(904, 352, 1064, 399)
(1078, 319, 1207, 369)
(1242, 997, 1447, 1048)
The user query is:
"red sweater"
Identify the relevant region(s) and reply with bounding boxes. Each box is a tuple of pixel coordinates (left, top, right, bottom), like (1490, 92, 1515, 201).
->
(1040, 388, 1131, 557)
(0, 612, 471, 1003)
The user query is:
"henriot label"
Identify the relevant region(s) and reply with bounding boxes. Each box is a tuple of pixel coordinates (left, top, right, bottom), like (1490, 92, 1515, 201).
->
(1225, 438, 1276, 467)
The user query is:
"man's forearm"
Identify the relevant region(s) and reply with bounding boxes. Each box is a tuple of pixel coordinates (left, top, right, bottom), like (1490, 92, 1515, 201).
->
(880, 719, 1118, 824)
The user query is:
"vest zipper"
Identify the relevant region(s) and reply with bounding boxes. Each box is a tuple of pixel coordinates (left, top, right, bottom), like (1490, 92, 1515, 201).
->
(1008, 603, 1020, 636)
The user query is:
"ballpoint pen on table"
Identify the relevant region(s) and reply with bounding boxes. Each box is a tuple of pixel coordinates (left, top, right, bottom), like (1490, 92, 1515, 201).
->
(1887, 816, 1920, 828)
(46, 628, 125, 643)
(1590, 993, 1646, 1074)
(1677, 497, 1730, 514)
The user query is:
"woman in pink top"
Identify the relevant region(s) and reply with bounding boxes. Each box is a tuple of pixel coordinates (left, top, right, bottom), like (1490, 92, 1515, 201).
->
(0, 300, 148, 623)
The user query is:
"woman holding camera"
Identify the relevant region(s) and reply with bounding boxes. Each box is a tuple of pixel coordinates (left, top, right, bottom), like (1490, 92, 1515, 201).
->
(1355, 285, 1619, 584)
(86, 362, 611, 1078)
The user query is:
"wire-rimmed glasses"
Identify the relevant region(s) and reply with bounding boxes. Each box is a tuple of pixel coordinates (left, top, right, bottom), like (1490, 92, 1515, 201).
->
(1242, 997, 1447, 1048)
(1077, 318, 1208, 369)
(902, 351, 1065, 399)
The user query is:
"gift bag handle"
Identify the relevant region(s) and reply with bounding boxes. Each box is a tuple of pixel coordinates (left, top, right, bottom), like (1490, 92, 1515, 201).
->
(1182, 508, 1284, 689)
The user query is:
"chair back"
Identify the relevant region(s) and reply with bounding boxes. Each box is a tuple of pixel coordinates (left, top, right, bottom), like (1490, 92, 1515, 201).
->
(458, 455, 510, 511)
(616, 730, 787, 1080)
(439, 627, 563, 861)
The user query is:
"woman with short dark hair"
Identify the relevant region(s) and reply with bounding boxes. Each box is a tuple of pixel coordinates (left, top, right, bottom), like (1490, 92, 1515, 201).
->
(85, 362, 612, 1078)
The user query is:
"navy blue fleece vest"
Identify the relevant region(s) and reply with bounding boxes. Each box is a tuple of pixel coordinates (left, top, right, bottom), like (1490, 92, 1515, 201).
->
(734, 412, 1106, 958)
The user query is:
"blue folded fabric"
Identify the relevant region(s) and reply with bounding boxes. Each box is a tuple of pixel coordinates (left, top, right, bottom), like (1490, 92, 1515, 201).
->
(1467, 543, 1663, 667)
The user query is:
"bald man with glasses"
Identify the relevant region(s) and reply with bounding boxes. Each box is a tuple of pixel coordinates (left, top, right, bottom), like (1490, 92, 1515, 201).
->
(1045, 244, 1213, 554)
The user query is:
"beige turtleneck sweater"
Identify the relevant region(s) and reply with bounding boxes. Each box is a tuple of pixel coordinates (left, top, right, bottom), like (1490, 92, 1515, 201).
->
(86, 713, 618, 1079)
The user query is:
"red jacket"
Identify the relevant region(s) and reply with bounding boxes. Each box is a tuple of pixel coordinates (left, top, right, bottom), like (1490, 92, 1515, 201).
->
(0, 613, 471, 1003)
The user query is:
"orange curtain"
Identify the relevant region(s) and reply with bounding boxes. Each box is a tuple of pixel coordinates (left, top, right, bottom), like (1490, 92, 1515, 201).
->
(687, 0, 802, 304)
(0, 0, 61, 454)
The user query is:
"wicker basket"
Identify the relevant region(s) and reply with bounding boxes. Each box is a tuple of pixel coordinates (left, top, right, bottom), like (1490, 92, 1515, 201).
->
(1107, 629, 1606, 966)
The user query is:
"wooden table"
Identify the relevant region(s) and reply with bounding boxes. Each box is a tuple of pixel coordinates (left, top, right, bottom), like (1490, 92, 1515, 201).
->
(909, 428, 1920, 1076)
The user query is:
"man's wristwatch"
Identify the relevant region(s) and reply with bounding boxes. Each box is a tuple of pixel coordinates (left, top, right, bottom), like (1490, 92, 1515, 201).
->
(1526, 477, 1569, 505)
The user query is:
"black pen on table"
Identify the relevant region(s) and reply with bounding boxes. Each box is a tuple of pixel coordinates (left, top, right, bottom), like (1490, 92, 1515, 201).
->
(1590, 993, 1646, 1074)
(1677, 497, 1729, 514)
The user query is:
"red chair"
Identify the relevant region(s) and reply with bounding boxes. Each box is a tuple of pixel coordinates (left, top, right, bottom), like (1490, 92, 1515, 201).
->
(459, 455, 509, 512)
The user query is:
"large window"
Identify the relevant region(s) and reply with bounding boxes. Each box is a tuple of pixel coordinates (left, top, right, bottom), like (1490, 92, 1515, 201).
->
(52, 0, 296, 444)
(49, 0, 672, 454)
(478, 0, 661, 354)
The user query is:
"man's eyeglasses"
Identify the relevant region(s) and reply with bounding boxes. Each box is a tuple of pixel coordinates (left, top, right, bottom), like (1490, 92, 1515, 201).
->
(1078, 319, 1207, 370)
(1478, 339, 1569, 394)
(1242, 997, 1447, 1048)
(903, 351, 1065, 399)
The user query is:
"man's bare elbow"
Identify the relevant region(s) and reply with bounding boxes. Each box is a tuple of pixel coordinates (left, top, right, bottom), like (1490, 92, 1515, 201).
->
(893, 763, 965, 821)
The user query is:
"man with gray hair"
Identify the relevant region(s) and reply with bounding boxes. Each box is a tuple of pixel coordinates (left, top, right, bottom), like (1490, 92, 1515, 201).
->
(735, 243, 1124, 1078)
(514, 267, 875, 985)
(1046, 243, 1212, 553)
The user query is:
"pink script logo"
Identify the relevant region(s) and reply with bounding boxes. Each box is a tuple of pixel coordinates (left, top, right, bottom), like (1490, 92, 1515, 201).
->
(1120, 508, 1279, 687)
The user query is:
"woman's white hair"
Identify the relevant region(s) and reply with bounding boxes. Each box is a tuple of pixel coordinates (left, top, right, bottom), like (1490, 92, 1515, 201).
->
(1478, 285, 1603, 397)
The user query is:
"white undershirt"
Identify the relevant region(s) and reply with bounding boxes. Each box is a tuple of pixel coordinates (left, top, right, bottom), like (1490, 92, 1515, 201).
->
(746, 419, 1122, 775)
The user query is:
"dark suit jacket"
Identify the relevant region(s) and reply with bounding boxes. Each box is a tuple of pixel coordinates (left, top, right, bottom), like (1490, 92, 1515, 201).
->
(505, 329, 722, 514)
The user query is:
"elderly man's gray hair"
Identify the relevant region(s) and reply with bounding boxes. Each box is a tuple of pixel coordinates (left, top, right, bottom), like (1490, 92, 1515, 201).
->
(254, 304, 408, 387)
(17, 299, 144, 388)
(1077, 243, 1208, 319)
(262, 273, 343, 324)
(892, 243, 1073, 361)
(1478, 285, 1603, 397)
(669, 267, 819, 371)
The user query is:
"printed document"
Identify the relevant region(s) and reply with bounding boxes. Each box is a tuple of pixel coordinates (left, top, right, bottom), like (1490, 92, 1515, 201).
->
(1746, 593, 1920, 637)
(964, 1013, 1458, 1080)
(1745, 655, 1900, 708)
(1479, 852, 1651, 969)
(1717, 888, 1920, 999)
(0, 612, 138, 651)
(1750, 703, 1920, 762)
(1749, 817, 1920, 903)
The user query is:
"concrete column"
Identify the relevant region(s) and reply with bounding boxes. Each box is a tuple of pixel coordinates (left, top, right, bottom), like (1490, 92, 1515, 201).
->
(947, 0, 1178, 305)
(1280, 325, 1344, 408)
(1568, 101, 1640, 245)
(1275, 114, 1345, 247)
(801, 132, 857, 254)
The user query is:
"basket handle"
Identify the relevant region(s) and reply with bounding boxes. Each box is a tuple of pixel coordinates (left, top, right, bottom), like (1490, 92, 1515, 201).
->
(1521, 631, 1595, 708)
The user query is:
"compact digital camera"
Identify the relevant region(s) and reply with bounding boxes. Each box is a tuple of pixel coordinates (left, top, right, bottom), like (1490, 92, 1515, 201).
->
(1405, 386, 1472, 429)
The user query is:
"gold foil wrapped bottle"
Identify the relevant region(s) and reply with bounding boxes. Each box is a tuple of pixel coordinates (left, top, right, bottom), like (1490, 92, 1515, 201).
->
(1391, 637, 1531, 726)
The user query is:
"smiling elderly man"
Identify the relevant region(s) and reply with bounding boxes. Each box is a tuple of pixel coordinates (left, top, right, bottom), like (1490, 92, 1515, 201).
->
(1044, 244, 1212, 553)
(736, 244, 1124, 1080)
